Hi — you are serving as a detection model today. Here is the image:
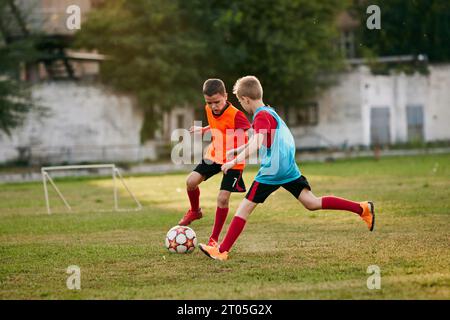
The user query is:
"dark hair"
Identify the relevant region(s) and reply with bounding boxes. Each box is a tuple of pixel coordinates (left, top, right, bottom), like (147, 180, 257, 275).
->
(203, 79, 226, 96)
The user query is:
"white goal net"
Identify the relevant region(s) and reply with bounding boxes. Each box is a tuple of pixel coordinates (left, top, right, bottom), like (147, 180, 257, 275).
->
(41, 164, 142, 214)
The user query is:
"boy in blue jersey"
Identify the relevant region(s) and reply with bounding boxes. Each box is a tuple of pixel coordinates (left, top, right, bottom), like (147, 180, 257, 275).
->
(199, 76, 375, 261)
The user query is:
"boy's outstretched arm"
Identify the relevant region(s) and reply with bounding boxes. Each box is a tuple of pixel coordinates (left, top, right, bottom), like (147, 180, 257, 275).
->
(221, 133, 264, 174)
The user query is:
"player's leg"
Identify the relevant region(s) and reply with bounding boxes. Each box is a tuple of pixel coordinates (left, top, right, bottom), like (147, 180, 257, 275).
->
(200, 198, 258, 261)
(208, 170, 246, 246)
(200, 180, 278, 260)
(179, 160, 221, 226)
(208, 190, 231, 246)
(218, 198, 258, 252)
(319, 193, 375, 231)
(186, 171, 204, 205)
(299, 189, 375, 231)
(297, 189, 322, 210)
(179, 171, 205, 225)
(283, 176, 374, 231)
(220, 180, 277, 253)
(217, 190, 231, 208)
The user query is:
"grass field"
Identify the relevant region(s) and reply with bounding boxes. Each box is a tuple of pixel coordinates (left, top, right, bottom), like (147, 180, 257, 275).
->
(1, 154, 449, 299)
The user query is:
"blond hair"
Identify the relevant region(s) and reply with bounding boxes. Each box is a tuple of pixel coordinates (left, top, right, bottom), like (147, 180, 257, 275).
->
(233, 76, 263, 100)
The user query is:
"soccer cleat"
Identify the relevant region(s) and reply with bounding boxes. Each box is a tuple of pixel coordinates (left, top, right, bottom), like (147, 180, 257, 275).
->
(207, 238, 219, 248)
(178, 208, 203, 226)
(199, 243, 228, 261)
(360, 201, 375, 231)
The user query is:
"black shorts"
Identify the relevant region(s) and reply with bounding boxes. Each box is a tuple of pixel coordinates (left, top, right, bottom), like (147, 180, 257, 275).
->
(245, 176, 311, 203)
(193, 159, 246, 193)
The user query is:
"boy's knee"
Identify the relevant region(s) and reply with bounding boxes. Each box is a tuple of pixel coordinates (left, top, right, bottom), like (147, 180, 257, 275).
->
(302, 198, 320, 211)
(305, 203, 318, 211)
(299, 190, 321, 211)
(186, 175, 199, 191)
(217, 193, 230, 207)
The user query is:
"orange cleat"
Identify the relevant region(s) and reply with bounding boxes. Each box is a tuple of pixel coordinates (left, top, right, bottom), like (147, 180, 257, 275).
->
(360, 201, 375, 231)
(207, 238, 219, 248)
(178, 208, 203, 226)
(199, 243, 228, 261)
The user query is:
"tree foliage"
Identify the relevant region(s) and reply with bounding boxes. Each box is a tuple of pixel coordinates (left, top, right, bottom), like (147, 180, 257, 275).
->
(76, 0, 206, 140)
(77, 0, 346, 140)
(0, 0, 39, 136)
(0, 68, 33, 136)
(354, 0, 450, 72)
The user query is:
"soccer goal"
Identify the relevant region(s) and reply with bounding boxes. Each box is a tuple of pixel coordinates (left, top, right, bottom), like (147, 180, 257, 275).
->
(41, 164, 142, 214)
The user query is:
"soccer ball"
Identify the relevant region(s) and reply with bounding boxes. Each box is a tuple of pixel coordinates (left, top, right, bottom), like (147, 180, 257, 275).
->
(165, 225, 197, 254)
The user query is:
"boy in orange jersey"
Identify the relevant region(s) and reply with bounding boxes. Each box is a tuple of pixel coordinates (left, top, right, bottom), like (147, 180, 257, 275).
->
(199, 76, 375, 261)
(178, 79, 251, 247)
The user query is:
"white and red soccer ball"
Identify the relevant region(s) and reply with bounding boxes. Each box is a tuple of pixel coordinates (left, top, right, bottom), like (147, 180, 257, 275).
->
(165, 225, 197, 253)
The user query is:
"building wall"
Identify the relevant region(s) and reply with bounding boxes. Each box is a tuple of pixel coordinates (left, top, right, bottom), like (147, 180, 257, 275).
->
(290, 70, 365, 149)
(362, 68, 428, 145)
(362, 65, 450, 145)
(0, 82, 156, 164)
(2, 66, 449, 165)
(162, 106, 196, 141)
(18, 0, 92, 35)
(426, 65, 450, 141)
(290, 64, 450, 149)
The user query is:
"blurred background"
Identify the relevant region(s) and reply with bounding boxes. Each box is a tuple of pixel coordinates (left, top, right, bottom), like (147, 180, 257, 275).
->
(0, 0, 449, 180)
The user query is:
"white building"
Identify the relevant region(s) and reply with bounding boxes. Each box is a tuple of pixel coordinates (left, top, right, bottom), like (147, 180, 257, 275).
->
(0, 0, 158, 165)
(288, 64, 450, 150)
(0, 82, 157, 164)
(2, 3, 449, 165)
(2, 64, 449, 165)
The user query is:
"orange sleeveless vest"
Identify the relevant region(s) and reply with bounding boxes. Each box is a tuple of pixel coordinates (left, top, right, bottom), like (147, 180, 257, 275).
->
(204, 103, 247, 170)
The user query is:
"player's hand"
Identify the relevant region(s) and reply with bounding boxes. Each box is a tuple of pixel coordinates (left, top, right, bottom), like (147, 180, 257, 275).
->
(221, 161, 236, 174)
(189, 126, 203, 134)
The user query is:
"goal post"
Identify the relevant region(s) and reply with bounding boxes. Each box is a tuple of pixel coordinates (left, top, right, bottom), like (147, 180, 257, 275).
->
(41, 164, 142, 214)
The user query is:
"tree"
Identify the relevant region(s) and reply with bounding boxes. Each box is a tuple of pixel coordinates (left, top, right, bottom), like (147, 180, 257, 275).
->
(0, 60, 34, 136)
(353, 0, 450, 73)
(76, 0, 206, 141)
(184, 0, 346, 107)
(0, 0, 41, 136)
(77, 0, 346, 140)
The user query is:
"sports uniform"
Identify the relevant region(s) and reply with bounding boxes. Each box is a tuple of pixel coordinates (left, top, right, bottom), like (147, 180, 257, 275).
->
(193, 102, 250, 192)
(199, 105, 375, 261)
(245, 106, 311, 203)
(179, 101, 251, 228)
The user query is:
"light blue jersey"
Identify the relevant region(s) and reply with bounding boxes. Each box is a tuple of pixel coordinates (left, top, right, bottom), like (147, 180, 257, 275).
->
(253, 106, 301, 185)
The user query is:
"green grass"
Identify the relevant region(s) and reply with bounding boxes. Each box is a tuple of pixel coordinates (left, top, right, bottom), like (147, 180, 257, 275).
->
(0, 154, 449, 299)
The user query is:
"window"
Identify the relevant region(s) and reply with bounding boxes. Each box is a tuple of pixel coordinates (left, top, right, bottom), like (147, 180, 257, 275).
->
(406, 105, 424, 142)
(292, 102, 319, 126)
(176, 114, 185, 129)
(340, 30, 355, 59)
(370, 107, 391, 146)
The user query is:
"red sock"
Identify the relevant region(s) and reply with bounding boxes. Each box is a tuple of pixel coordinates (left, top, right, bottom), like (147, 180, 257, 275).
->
(187, 187, 200, 211)
(322, 196, 362, 215)
(219, 216, 246, 253)
(210, 207, 229, 241)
